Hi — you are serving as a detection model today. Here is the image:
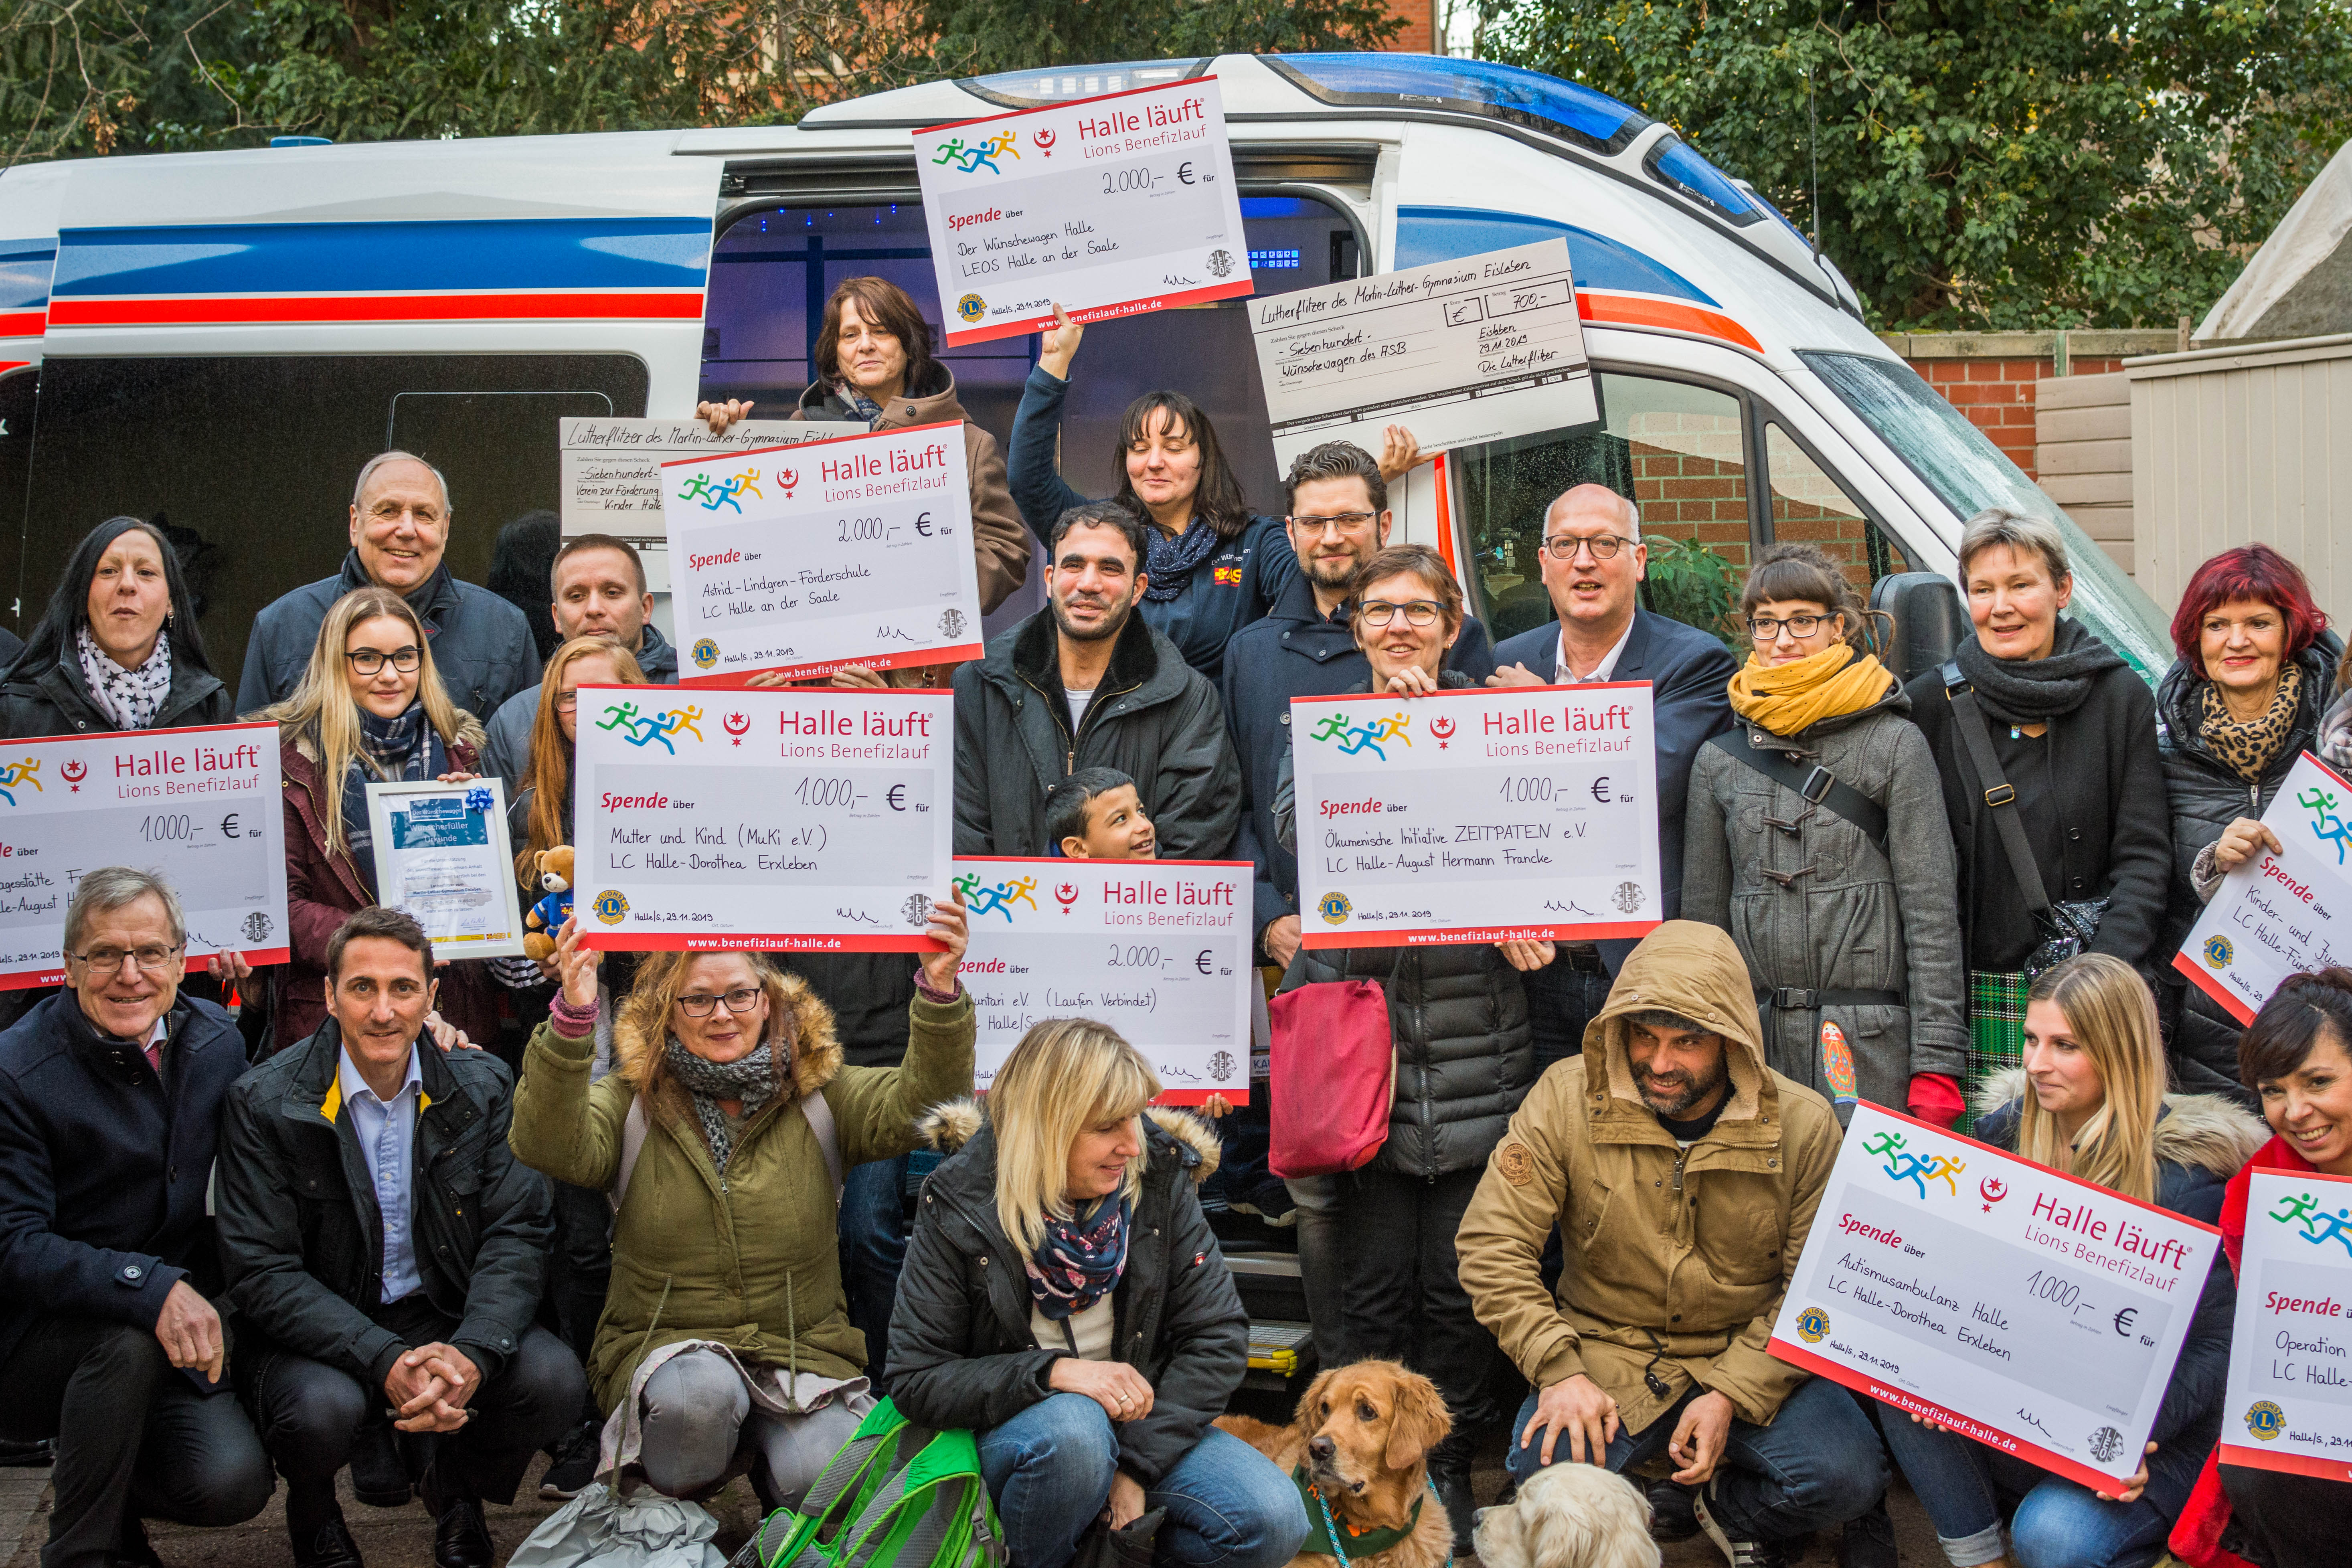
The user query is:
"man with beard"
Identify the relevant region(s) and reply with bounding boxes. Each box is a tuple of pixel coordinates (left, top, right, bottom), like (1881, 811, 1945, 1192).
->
(953, 500, 1241, 859)
(1457, 921, 1882, 1568)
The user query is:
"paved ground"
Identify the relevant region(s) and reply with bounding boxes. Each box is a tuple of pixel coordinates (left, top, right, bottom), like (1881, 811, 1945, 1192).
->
(2, 1440, 1953, 1568)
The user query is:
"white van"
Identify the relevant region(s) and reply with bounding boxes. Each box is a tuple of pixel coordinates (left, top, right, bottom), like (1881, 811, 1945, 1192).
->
(0, 51, 2173, 683)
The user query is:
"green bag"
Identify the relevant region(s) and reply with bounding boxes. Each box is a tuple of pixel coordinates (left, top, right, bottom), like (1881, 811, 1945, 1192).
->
(731, 1400, 1004, 1568)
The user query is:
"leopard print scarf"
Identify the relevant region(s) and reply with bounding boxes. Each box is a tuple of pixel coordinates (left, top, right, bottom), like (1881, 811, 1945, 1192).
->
(2198, 664, 2302, 781)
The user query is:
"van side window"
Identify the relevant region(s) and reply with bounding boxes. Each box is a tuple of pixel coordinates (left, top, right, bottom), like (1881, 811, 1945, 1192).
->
(1453, 373, 1751, 646)
(1763, 422, 1910, 585)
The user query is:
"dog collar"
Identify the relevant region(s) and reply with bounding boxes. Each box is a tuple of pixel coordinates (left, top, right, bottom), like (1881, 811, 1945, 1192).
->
(1292, 1466, 1448, 1568)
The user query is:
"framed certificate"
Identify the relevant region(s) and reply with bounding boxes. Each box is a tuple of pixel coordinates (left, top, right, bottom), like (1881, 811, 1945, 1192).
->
(2219, 1168, 2352, 1479)
(1769, 1103, 2223, 1491)
(362, 778, 526, 960)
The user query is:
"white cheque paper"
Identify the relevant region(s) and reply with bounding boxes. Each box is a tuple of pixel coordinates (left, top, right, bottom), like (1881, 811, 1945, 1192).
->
(2175, 751, 2352, 1024)
(955, 857, 1252, 1105)
(576, 687, 953, 953)
(1769, 1104, 2220, 1491)
(0, 722, 288, 989)
(915, 77, 1251, 346)
(561, 419, 854, 540)
(363, 778, 525, 960)
(2220, 1169, 2352, 1479)
(663, 422, 984, 685)
(1290, 684, 1660, 949)
(1251, 239, 1597, 464)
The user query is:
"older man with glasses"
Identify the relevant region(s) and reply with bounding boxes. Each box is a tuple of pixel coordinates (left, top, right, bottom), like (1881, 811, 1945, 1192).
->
(0, 868, 275, 1568)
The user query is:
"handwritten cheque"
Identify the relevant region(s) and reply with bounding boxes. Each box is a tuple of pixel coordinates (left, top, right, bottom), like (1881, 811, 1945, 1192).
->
(1770, 1104, 2220, 1491)
(2175, 752, 2352, 1024)
(2220, 1169, 2352, 1479)
(955, 857, 1252, 1105)
(0, 722, 288, 989)
(1289, 684, 1660, 949)
(663, 421, 983, 685)
(575, 687, 953, 953)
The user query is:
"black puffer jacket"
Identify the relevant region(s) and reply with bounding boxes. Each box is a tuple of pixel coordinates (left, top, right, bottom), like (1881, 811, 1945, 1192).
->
(888, 1102, 1242, 1487)
(2155, 640, 2337, 1104)
(0, 646, 232, 739)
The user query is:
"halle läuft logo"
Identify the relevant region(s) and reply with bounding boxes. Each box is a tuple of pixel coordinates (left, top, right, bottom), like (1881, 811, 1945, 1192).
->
(0, 757, 42, 807)
(594, 701, 706, 755)
(593, 890, 629, 925)
(1795, 1306, 1830, 1344)
(1856, 1125, 1966, 1201)
(2202, 934, 2234, 969)
(1318, 891, 1352, 927)
(2244, 1400, 2286, 1441)
(1307, 710, 1411, 760)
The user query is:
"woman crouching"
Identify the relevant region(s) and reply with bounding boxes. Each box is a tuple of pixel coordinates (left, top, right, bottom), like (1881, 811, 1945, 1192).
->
(888, 1020, 1308, 1568)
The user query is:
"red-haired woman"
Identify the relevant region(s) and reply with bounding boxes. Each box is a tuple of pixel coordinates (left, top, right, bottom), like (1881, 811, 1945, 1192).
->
(2158, 543, 2337, 1105)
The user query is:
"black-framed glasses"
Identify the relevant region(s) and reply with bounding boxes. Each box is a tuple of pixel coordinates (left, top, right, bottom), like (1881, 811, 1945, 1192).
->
(677, 987, 762, 1018)
(1287, 512, 1378, 534)
(1541, 533, 1633, 561)
(65, 943, 183, 974)
(1356, 599, 1444, 629)
(344, 646, 423, 675)
(1747, 614, 1835, 641)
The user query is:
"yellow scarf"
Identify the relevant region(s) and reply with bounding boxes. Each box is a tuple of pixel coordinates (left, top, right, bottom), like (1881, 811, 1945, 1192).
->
(1726, 643, 1895, 736)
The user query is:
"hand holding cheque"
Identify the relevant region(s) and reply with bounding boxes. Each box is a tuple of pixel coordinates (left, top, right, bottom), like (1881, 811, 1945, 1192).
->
(2177, 753, 2352, 1023)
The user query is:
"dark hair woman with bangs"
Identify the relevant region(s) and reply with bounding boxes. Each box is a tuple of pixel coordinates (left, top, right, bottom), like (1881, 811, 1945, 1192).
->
(1003, 305, 1425, 684)
(2156, 543, 2338, 1107)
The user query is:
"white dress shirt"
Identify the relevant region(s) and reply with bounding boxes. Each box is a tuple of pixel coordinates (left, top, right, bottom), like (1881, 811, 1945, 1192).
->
(1556, 617, 1636, 683)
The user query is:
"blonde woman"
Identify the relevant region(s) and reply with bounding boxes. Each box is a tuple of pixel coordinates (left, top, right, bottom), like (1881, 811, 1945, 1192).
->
(889, 1021, 1306, 1568)
(1882, 954, 2263, 1568)
(258, 585, 488, 1054)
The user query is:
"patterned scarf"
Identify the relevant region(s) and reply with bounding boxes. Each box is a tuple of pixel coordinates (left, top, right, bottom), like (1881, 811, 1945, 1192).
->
(2197, 664, 2302, 782)
(1952, 617, 2127, 724)
(833, 381, 886, 425)
(338, 703, 441, 896)
(1142, 516, 1223, 603)
(1023, 1194, 1131, 1320)
(662, 1035, 779, 1173)
(75, 621, 173, 731)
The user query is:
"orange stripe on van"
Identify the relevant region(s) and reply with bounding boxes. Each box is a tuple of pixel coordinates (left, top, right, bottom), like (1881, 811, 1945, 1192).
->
(48, 292, 705, 326)
(1576, 290, 1762, 354)
(0, 310, 44, 336)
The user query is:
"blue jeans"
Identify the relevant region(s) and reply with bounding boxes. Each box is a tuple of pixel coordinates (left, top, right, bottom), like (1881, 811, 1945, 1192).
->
(977, 1394, 1309, 1568)
(1503, 1376, 1885, 1544)
(1881, 1412, 2187, 1568)
(837, 1154, 910, 1392)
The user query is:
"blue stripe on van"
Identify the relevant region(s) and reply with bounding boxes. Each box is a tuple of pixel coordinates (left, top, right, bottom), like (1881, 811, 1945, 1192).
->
(51, 217, 712, 297)
(1395, 208, 1717, 307)
(0, 241, 55, 309)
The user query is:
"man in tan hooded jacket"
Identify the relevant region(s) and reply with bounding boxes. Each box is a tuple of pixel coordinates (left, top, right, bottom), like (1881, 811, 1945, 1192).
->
(1457, 921, 1884, 1566)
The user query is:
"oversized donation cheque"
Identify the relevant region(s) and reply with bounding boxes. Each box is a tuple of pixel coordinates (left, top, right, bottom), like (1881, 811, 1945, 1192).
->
(2219, 1169, 2352, 1479)
(0, 722, 289, 988)
(914, 77, 1251, 346)
(956, 857, 1252, 1105)
(575, 687, 953, 953)
(2176, 751, 2352, 1022)
(1289, 684, 1660, 949)
(663, 421, 984, 685)
(1769, 1104, 2222, 1491)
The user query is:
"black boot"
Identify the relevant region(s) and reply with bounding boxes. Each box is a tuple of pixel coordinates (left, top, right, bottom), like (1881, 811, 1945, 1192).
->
(422, 1462, 494, 1568)
(1836, 1492, 1898, 1568)
(347, 1418, 410, 1508)
(287, 1484, 364, 1568)
(1647, 1477, 1700, 1542)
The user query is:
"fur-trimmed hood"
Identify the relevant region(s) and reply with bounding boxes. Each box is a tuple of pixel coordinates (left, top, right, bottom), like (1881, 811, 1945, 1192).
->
(916, 1097, 1221, 1186)
(1972, 1067, 2269, 1182)
(614, 969, 844, 1109)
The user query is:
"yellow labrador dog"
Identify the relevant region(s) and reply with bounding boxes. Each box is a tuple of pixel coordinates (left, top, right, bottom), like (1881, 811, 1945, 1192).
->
(1471, 1463, 1660, 1568)
(1216, 1361, 1454, 1568)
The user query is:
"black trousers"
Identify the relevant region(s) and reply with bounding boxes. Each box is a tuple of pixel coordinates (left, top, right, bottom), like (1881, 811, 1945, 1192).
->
(245, 1298, 584, 1508)
(1336, 1165, 1501, 1453)
(2220, 1462, 2347, 1568)
(0, 1315, 273, 1568)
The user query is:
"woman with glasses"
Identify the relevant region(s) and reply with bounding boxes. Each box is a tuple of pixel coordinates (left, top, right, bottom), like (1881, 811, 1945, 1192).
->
(508, 900, 976, 1508)
(255, 585, 493, 1054)
(1682, 541, 1969, 1130)
(1267, 544, 1535, 1552)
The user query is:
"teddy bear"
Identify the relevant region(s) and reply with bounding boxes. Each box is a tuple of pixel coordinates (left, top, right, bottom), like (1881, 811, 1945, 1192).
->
(522, 846, 575, 963)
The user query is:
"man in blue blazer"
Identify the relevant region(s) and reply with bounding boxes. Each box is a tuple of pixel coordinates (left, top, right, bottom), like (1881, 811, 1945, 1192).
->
(1489, 484, 1737, 1069)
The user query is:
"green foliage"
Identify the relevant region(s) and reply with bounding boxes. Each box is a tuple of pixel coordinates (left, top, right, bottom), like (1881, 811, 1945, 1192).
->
(1640, 534, 1745, 652)
(1486, 0, 2352, 330)
(918, 0, 1404, 79)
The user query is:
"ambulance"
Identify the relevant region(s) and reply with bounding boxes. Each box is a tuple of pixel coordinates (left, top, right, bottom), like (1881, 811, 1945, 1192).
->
(0, 51, 2172, 682)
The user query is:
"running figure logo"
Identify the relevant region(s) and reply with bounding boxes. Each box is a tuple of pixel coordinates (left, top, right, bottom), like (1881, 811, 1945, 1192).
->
(0, 757, 42, 806)
(593, 701, 706, 754)
(951, 872, 1040, 922)
(1859, 1127, 1967, 1200)
(2268, 1189, 2352, 1258)
(1308, 710, 1412, 760)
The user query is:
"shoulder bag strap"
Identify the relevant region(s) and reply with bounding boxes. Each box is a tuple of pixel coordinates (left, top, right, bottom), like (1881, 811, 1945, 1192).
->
(1939, 661, 2053, 917)
(800, 1088, 845, 1204)
(610, 1095, 649, 1214)
(1706, 726, 1889, 856)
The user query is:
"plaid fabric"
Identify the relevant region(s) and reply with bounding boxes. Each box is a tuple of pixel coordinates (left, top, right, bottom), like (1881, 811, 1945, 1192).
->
(1963, 969, 2030, 1135)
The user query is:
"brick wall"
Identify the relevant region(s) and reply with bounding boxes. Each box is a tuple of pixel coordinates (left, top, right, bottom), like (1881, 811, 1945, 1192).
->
(1879, 331, 2179, 481)
(1376, 0, 1436, 53)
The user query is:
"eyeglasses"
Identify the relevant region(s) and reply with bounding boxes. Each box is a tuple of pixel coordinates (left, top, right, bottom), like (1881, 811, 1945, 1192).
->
(1747, 614, 1835, 641)
(553, 690, 582, 712)
(1541, 533, 1634, 562)
(344, 646, 423, 675)
(1288, 512, 1378, 534)
(1356, 599, 1445, 628)
(66, 943, 183, 974)
(677, 987, 762, 1017)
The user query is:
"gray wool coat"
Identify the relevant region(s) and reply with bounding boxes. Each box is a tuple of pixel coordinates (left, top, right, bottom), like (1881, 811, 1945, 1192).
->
(1680, 685, 1967, 1113)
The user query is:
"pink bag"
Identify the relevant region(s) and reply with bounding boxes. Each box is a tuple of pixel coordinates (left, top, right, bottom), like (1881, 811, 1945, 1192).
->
(1267, 979, 1396, 1178)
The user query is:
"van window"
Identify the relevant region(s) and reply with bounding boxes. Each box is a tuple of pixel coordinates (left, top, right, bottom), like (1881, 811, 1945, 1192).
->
(18, 354, 647, 682)
(1763, 422, 1910, 585)
(1453, 372, 1752, 647)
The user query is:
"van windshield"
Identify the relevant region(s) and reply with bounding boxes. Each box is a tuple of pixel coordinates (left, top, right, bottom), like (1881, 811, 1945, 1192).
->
(1798, 349, 2174, 682)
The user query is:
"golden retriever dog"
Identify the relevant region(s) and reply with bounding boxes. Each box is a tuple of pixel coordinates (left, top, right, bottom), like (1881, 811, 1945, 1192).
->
(1471, 1463, 1660, 1568)
(1215, 1361, 1455, 1568)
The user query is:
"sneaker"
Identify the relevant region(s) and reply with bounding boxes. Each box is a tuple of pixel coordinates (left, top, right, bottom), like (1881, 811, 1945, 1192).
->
(1836, 1493, 1899, 1568)
(1646, 1476, 1700, 1542)
(0, 1439, 53, 1468)
(1692, 1488, 1794, 1568)
(540, 1418, 602, 1500)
